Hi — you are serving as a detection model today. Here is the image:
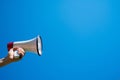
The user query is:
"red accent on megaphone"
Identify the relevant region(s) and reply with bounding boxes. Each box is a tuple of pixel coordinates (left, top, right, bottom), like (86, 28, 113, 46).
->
(7, 42, 13, 51)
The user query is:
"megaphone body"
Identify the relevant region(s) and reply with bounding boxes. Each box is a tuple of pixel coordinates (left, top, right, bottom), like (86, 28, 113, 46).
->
(7, 35, 42, 57)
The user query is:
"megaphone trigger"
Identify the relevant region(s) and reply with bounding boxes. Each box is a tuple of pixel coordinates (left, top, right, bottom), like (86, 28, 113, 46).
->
(13, 50, 23, 59)
(13, 50, 20, 58)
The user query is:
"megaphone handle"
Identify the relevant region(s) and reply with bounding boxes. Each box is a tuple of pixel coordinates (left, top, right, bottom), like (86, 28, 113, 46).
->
(14, 50, 20, 58)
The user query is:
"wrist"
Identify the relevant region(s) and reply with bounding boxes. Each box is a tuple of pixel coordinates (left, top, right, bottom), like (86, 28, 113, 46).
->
(0, 56, 12, 67)
(5, 56, 13, 63)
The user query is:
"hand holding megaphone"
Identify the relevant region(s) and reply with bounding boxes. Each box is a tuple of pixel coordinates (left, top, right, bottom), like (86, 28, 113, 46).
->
(8, 47, 25, 60)
(0, 47, 25, 67)
(12, 47, 25, 59)
(7, 35, 42, 59)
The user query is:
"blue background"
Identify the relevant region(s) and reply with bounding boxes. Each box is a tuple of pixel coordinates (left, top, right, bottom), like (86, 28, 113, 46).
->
(0, 0, 120, 80)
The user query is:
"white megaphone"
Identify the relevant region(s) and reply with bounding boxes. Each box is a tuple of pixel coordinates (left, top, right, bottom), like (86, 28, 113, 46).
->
(7, 35, 42, 58)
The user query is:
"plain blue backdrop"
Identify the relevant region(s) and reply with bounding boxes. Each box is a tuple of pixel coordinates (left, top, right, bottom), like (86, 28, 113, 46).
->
(0, 0, 120, 80)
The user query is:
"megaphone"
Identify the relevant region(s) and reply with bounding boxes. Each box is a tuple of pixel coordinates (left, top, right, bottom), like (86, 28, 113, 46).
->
(7, 35, 42, 58)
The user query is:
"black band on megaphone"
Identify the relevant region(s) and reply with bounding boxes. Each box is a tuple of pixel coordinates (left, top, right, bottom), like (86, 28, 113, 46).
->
(36, 35, 42, 56)
(7, 42, 13, 51)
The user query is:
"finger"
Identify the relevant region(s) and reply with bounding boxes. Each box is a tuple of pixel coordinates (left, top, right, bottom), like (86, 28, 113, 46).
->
(13, 47, 18, 51)
(17, 48, 25, 57)
(19, 54, 23, 59)
(19, 48, 25, 53)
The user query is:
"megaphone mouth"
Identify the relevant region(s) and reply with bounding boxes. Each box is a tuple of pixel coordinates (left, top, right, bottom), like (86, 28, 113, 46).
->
(36, 35, 43, 56)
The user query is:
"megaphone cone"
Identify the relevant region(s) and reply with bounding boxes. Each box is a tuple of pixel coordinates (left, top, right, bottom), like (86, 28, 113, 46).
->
(7, 35, 42, 56)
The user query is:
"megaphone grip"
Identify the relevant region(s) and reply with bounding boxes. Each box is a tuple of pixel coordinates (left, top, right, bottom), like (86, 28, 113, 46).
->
(14, 51, 22, 59)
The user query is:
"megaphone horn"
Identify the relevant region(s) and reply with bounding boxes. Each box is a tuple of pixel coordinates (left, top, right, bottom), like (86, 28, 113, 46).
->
(7, 35, 42, 56)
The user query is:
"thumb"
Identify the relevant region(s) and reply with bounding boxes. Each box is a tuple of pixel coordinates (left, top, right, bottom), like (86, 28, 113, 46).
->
(8, 48, 14, 59)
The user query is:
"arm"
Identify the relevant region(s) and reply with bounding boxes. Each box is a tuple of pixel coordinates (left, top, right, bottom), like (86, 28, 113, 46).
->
(0, 56, 12, 67)
(0, 47, 25, 67)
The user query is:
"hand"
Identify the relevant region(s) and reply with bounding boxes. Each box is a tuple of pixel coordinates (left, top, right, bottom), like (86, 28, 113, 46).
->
(0, 47, 25, 67)
(7, 47, 25, 62)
